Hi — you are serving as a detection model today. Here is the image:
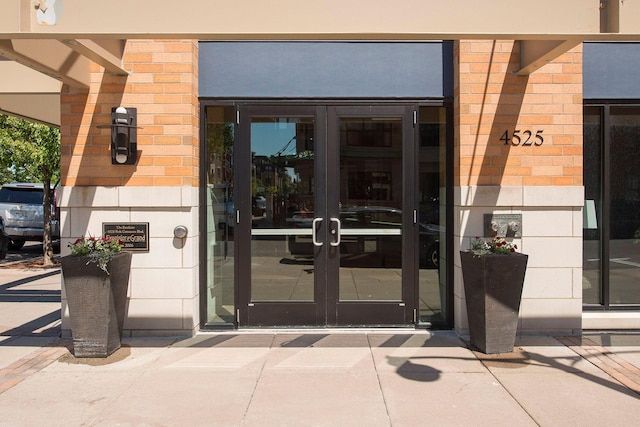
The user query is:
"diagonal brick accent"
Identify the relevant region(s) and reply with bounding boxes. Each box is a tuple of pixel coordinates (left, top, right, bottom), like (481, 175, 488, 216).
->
(557, 336, 640, 396)
(0, 342, 68, 395)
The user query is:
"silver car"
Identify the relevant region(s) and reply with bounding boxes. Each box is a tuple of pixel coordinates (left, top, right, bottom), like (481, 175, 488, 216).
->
(0, 216, 8, 259)
(0, 183, 60, 250)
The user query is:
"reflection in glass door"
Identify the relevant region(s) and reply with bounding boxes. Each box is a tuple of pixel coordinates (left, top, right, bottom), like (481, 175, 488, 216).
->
(249, 116, 316, 302)
(232, 105, 443, 327)
(328, 107, 414, 325)
(337, 118, 403, 301)
(237, 107, 324, 326)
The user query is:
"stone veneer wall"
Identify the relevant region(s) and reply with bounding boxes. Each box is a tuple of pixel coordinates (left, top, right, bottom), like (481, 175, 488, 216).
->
(59, 40, 200, 336)
(454, 40, 584, 335)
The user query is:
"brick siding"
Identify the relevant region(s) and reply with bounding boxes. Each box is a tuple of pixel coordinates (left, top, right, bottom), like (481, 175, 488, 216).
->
(454, 40, 583, 187)
(60, 40, 199, 187)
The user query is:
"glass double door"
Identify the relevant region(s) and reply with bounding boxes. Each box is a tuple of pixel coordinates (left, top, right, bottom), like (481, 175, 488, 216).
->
(237, 105, 417, 326)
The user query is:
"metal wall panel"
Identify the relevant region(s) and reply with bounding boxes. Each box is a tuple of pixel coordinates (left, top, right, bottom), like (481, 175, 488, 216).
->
(199, 41, 451, 98)
(584, 42, 640, 99)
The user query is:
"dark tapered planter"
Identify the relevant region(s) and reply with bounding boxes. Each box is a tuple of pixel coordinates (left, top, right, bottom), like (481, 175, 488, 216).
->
(460, 251, 528, 354)
(62, 252, 131, 358)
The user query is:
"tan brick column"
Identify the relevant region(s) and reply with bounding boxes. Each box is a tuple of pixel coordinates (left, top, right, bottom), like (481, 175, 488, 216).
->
(454, 40, 584, 335)
(59, 40, 201, 336)
(61, 40, 199, 187)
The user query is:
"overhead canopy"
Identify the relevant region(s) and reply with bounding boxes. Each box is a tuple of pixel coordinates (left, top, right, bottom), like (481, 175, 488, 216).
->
(1, 0, 640, 125)
(3, 0, 639, 40)
(0, 58, 61, 126)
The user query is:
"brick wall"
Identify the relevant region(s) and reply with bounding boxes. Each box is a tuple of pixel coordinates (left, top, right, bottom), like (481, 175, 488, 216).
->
(454, 40, 585, 335)
(59, 40, 201, 336)
(60, 40, 199, 187)
(454, 40, 583, 187)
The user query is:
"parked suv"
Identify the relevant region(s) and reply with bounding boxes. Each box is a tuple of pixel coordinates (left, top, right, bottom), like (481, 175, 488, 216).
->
(0, 216, 8, 259)
(0, 183, 60, 250)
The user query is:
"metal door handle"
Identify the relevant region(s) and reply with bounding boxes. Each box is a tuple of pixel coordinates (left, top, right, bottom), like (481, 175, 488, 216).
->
(330, 217, 341, 247)
(312, 217, 323, 246)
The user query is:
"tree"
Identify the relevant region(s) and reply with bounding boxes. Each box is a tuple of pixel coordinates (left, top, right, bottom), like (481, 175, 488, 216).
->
(0, 114, 61, 265)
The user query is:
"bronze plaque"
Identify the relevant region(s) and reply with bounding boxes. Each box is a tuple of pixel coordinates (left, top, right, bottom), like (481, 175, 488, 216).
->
(102, 222, 149, 251)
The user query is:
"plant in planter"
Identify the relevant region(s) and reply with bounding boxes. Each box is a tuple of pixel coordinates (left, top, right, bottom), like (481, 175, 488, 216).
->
(62, 236, 131, 358)
(460, 236, 528, 354)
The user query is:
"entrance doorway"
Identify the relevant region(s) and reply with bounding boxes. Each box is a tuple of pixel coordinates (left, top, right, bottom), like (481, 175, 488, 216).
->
(202, 103, 449, 328)
(237, 105, 413, 326)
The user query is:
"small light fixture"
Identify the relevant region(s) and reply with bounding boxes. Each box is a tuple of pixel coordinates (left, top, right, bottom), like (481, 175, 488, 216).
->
(110, 107, 138, 165)
(173, 225, 188, 239)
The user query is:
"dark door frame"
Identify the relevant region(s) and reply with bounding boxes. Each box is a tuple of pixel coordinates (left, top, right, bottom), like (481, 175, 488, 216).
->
(326, 105, 417, 326)
(236, 104, 417, 326)
(236, 105, 323, 326)
(199, 99, 455, 330)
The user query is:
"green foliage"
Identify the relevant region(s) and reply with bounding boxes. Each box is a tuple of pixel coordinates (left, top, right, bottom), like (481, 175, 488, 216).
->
(0, 114, 61, 264)
(0, 114, 60, 185)
(69, 236, 123, 274)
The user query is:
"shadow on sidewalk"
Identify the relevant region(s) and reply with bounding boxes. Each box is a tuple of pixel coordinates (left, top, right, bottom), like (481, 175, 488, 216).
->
(0, 269, 61, 341)
(392, 341, 640, 399)
(0, 270, 61, 303)
(1, 310, 61, 339)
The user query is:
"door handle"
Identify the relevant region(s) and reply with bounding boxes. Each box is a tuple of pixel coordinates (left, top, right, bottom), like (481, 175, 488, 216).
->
(312, 217, 323, 246)
(330, 217, 341, 247)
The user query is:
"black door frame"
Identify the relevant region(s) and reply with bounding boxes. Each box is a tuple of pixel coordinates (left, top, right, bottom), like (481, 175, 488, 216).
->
(236, 104, 417, 326)
(236, 105, 324, 326)
(326, 105, 417, 326)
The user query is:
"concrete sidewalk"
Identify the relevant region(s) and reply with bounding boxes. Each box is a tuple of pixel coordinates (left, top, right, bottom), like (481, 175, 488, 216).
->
(1, 265, 640, 426)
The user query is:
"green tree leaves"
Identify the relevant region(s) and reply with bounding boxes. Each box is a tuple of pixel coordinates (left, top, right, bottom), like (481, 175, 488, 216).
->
(0, 114, 60, 185)
(0, 114, 61, 265)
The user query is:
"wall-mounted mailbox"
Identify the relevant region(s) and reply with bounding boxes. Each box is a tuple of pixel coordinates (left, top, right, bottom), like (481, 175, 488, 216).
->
(483, 213, 522, 238)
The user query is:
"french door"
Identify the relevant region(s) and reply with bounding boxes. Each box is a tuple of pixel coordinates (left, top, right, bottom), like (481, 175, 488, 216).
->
(236, 105, 417, 326)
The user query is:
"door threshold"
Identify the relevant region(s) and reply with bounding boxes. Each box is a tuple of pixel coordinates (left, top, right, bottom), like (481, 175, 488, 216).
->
(198, 327, 431, 335)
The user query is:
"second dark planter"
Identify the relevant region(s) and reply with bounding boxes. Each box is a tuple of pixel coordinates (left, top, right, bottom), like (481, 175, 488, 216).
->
(62, 251, 131, 358)
(460, 251, 528, 354)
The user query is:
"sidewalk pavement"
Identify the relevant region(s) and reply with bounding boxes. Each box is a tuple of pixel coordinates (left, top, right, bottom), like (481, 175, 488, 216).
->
(1, 264, 640, 426)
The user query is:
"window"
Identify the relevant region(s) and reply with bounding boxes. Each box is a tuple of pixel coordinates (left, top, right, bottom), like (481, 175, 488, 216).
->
(583, 105, 640, 308)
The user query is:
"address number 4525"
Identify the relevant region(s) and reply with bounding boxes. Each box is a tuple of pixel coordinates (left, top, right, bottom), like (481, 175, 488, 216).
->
(500, 129, 544, 146)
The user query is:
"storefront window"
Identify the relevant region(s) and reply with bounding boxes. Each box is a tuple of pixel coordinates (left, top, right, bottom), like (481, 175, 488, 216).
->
(418, 106, 448, 324)
(583, 105, 640, 307)
(609, 107, 640, 304)
(204, 106, 235, 325)
(583, 107, 602, 305)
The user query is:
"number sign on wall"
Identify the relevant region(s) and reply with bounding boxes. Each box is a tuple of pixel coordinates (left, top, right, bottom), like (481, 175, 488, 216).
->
(500, 130, 544, 146)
